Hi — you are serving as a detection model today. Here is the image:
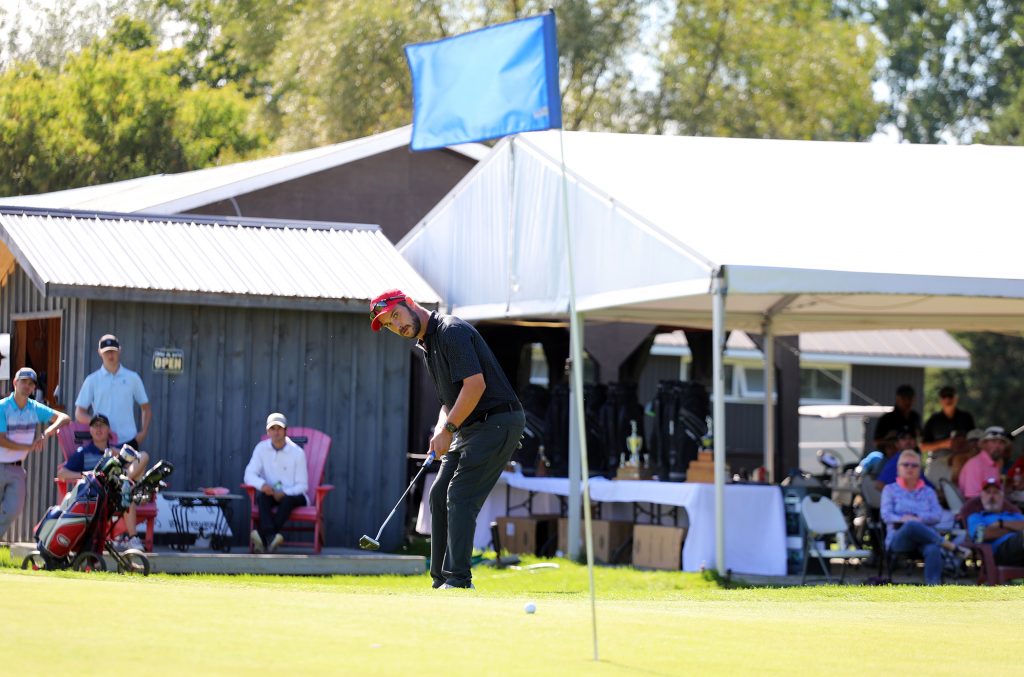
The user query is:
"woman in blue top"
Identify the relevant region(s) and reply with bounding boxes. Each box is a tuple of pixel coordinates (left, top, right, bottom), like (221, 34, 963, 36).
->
(881, 449, 969, 584)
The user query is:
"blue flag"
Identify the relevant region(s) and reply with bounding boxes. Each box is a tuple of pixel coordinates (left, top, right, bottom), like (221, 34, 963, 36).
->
(405, 12, 562, 151)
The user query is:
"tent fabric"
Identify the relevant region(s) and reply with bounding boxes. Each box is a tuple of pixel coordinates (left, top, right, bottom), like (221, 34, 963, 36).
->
(399, 131, 1024, 332)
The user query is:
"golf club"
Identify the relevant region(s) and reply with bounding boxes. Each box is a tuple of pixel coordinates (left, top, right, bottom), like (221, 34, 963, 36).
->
(359, 451, 436, 550)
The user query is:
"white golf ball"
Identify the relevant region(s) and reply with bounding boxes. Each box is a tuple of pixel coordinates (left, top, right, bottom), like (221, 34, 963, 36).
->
(524, 602, 536, 614)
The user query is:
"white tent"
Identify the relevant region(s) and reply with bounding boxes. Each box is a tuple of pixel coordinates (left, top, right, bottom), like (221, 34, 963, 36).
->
(399, 130, 1024, 574)
(401, 131, 1024, 332)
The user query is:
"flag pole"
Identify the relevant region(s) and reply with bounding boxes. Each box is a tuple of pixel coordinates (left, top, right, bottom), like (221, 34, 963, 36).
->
(558, 128, 599, 661)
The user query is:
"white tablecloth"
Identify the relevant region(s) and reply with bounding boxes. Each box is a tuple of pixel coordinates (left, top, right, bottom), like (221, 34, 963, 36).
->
(417, 472, 786, 576)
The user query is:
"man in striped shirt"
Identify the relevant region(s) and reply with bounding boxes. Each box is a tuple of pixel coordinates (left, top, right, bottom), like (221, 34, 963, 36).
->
(0, 367, 70, 538)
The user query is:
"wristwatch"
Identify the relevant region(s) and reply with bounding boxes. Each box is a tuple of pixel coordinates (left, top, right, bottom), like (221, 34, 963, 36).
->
(444, 421, 459, 434)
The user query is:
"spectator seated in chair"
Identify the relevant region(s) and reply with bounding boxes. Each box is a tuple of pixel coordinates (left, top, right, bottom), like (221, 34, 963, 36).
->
(959, 426, 1012, 499)
(881, 450, 970, 585)
(965, 477, 1024, 567)
(57, 413, 149, 551)
(243, 412, 308, 553)
(875, 428, 934, 491)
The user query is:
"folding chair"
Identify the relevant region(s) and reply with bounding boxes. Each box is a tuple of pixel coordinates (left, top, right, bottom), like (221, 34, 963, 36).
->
(800, 494, 872, 584)
(940, 479, 965, 516)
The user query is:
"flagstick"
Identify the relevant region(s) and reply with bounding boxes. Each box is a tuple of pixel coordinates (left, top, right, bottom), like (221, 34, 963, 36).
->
(558, 128, 599, 661)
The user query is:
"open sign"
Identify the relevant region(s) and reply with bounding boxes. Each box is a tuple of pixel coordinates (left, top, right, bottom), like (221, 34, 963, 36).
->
(153, 348, 184, 374)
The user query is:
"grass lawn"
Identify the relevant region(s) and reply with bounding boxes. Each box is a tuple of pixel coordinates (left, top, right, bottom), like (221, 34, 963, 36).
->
(2, 547, 1021, 675)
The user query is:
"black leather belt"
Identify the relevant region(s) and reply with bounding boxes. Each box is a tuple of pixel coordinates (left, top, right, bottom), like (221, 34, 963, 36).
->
(463, 402, 522, 427)
(1, 460, 22, 466)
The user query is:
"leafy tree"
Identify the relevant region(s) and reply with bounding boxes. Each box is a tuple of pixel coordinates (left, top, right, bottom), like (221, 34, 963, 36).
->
(981, 83, 1024, 145)
(847, 0, 1024, 143)
(926, 332, 1024, 458)
(261, 0, 436, 150)
(0, 26, 265, 196)
(648, 0, 882, 140)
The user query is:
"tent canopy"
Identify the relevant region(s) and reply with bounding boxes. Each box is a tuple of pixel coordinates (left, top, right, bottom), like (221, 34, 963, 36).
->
(399, 131, 1024, 332)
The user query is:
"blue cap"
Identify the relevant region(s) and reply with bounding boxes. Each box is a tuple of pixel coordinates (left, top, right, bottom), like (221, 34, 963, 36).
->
(14, 367, 37, 382)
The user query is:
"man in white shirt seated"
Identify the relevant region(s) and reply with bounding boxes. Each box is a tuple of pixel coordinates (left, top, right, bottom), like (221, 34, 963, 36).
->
(243, 412, 308, 553)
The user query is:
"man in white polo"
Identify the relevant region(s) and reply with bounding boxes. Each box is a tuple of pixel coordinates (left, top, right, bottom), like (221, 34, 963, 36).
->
(0, 367, 70, 539)
(243, 413, 308, 553)
(74, 334, 152, 449)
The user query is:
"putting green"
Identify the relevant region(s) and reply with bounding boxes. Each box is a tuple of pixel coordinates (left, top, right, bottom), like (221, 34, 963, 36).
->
(2, 569, 1020, 675)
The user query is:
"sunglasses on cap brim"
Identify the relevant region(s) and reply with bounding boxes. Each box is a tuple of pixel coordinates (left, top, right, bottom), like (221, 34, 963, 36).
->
(370, 296, 405, 318)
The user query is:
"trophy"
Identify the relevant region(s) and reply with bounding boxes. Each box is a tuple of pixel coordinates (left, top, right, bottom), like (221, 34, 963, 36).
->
(616, 419, 652, 480)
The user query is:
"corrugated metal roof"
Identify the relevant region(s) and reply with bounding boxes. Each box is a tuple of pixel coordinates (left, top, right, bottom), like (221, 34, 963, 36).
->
(0, 207, 440, 310)
(652, 329, 969, 366)
(0, 126, 489, 214)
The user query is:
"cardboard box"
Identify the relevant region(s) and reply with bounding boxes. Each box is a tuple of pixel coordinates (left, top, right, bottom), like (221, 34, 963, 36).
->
(557, 519, 634, 563)
(631, 524, 687, 570)
(496, 515, 559, 556)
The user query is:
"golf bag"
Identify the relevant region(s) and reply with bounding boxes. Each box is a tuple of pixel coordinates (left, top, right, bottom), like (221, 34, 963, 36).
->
(543, 382, 608, 477)
(34, 449, 174, 565)
(650, 380, 709, 481)
(596, 382, 645, 478)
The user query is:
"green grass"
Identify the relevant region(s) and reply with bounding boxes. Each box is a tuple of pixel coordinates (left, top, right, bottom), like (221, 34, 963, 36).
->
(2, 546, 1022, 675)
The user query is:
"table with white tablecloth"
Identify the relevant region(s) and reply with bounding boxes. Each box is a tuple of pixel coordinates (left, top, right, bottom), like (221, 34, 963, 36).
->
(415, 472, 560, 551)
(416, 472, 786, 576)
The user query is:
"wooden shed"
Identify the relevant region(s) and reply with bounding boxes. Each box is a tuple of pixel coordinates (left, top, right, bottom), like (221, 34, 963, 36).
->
(0, 207, 440, 549)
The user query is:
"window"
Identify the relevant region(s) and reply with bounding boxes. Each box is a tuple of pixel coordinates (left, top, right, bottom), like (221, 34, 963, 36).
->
(800, 366, 848, 403)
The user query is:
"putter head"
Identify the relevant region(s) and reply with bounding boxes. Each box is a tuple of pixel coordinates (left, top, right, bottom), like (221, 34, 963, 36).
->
(358, 534, 380, 550)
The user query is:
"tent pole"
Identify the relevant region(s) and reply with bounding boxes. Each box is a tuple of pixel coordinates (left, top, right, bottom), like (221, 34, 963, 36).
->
(712, 269, 727, 576)
(558, 129, 599, 661)
(763, 317, 775, 483)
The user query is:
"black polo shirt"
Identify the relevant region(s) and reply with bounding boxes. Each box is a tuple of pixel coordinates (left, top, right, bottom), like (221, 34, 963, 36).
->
(922, 408, 975, 443)
(416, 311, 518, 417)
(873, 408, 922, 441)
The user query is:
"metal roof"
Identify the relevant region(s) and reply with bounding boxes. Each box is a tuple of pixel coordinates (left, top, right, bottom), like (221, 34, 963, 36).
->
(652, 329, 969, 368)
(0, 207, 440, 311)
(0, 126, 489, 214)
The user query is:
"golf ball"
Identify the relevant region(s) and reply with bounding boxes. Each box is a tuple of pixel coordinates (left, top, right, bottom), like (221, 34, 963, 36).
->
(524, 602, 536, 614)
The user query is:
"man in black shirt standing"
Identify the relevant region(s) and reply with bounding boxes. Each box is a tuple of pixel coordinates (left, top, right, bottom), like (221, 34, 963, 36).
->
(873, 384, 922, 447)
(921, 385, 975, 453)
(371, 289, 525, 589)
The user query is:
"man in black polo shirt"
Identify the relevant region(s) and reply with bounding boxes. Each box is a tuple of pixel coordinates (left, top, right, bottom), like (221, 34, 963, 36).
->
(921, 385, 975, 453)
(873, 384, 922, 447)
(370, 289, 525, 589)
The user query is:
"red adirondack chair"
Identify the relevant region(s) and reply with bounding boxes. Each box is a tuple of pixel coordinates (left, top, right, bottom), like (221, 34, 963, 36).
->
(55, 422, 158, 552)
(241, 427, 333, 553)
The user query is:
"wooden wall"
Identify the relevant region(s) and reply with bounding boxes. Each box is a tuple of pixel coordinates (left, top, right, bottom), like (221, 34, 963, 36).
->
(75, 300, 413, 550)
(0, 262, 414, 550)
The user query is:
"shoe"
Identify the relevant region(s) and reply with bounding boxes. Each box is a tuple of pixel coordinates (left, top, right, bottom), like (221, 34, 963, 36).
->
(250, 529, 264, 553)
(114, 535, 143, 552)
(440, 582, 476, 590)
(268, 533, 284, 553)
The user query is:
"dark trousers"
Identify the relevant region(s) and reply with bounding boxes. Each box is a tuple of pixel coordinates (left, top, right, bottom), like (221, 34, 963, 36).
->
(255, 492, 307, 542)
(995, 532, 1024, 566)
(430, 410, 525, 588)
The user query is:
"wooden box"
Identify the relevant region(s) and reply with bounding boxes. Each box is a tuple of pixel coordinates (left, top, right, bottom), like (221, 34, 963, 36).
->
(631, 523, 687, 570)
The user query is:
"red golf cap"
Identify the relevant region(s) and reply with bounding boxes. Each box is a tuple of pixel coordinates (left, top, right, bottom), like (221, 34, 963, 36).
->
(370, 289, 408, 332)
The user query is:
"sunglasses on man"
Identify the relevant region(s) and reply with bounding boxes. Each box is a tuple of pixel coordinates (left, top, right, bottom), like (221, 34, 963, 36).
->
(370, 295, 405, 318)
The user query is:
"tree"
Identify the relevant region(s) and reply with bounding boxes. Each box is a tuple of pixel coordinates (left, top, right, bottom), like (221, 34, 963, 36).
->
(848, 0, 1024, 143)
(926, 333, 1024, 451)
(0, 25, 265, 196)
(648, 0, 882, 140)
